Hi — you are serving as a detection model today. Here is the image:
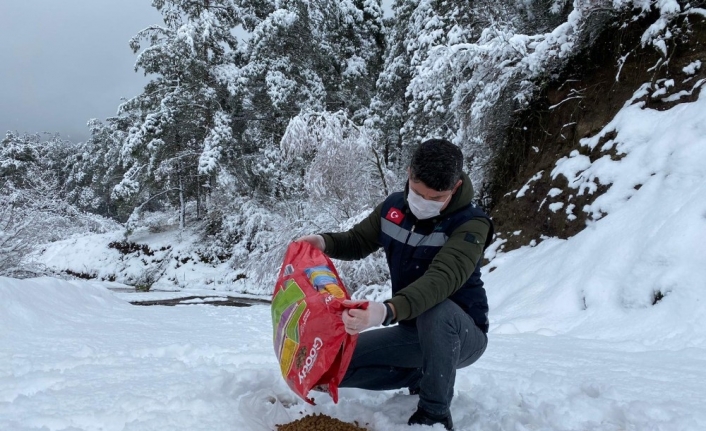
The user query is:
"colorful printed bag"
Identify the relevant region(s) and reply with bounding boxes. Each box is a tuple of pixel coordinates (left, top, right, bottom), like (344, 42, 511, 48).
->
(271, 241, 362, 404)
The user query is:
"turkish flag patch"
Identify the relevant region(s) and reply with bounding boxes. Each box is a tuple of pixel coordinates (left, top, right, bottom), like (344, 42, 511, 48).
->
(385, 207, 405, 225)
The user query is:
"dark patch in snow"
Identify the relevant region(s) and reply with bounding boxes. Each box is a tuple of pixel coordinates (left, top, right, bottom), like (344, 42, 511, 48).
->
(130, 295, 270, 307)
(652, 290, 666, 305)
(64, 269, 97, 280)
(109, 240, 170, 257)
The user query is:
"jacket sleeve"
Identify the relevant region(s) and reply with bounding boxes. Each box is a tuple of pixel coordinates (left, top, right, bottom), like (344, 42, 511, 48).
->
(319, 203, 383, 261)
(387, 217, 491, 322)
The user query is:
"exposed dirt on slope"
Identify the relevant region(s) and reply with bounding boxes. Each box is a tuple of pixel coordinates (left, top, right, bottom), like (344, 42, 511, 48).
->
(488, 10, 706, 253)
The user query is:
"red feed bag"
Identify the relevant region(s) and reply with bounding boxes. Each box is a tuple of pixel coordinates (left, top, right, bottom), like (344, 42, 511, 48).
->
(271, 241, 363, 404)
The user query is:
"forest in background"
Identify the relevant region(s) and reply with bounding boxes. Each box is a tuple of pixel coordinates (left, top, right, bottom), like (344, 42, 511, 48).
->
(2, 0, 705, 290)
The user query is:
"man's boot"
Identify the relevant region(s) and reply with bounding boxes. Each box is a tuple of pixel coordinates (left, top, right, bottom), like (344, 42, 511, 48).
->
(407, 407, 454, 430)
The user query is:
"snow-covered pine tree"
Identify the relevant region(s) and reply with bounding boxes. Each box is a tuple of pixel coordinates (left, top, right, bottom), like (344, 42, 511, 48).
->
(366, 0, 497, 181)
(334, 0, 386, 124)
(114, 0, 242, 232)
(0, 132, 45, 274)
(63, 118, 130, 220)
(398, 0, 576, 193)
(232, 0, 385, 200)
(364, 0, 418, 178)
(0, 132, 116, 275)
(402, 0, 488, 145)
(0, 132, 80, 202)
(365, 0, 575, 198)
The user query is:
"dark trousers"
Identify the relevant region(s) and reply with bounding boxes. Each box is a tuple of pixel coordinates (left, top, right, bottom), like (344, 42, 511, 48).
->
(339, 299, 488, 417)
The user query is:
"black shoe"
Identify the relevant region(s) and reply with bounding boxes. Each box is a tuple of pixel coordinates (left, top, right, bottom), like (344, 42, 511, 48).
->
(407, 407, 454, 430)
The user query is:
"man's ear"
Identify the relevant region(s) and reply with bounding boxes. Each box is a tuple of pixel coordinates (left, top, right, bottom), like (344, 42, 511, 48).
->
(453, 179, 462, 193)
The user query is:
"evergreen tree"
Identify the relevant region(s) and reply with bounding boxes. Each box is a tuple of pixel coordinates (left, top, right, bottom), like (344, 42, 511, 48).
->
(115, 0, 243, 231)
(0, 132, 113, 275)
(64, 118, 130, 220)
(365, 0, 419, 175)
(0, 132, 44, 274)
(372, 0, 574, 191)
(402, 0, 535, 146)
(230, 0, 385, 199)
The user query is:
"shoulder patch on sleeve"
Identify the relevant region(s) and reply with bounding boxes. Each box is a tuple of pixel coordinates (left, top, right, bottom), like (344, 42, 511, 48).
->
(464, 233, 480, 244)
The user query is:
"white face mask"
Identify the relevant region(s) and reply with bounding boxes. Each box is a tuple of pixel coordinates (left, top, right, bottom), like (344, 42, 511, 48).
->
(408, 186, 451, 220)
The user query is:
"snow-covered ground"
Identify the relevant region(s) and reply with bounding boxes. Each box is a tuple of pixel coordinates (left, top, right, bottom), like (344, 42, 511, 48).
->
(4, 67, 706, 431)
(2, 277, 704, 431)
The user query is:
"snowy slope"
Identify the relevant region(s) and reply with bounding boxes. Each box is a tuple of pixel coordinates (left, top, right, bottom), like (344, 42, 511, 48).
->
(1, 277, 705, 431)
(27, 229, 243, 292)
(485, 85, 706, 349)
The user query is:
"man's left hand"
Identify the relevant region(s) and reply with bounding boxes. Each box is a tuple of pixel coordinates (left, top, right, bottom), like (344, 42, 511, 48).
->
(342, 300, 386, 335)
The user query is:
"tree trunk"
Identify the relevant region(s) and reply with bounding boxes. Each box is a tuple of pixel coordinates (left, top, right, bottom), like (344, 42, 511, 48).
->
(179, 173, 185, 230)
(204, 175, 212, 214)
(196, 174, 201, 220)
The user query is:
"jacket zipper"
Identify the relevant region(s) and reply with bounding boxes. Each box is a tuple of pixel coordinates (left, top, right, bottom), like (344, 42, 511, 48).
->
(400, 224, 416, 269)
(405, 224, 416, 245)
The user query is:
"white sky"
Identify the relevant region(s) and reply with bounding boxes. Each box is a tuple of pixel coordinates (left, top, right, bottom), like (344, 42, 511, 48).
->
(0, 1, 393, 144)
(0, 0, 162, 143)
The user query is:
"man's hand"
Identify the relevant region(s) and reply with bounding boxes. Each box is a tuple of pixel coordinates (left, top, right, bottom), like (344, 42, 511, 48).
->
(342, 300, 387, 335)
(295, 234, 325, 251)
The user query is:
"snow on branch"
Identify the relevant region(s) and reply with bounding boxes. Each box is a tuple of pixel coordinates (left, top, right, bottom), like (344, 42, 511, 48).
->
(280, 111, 387, 220)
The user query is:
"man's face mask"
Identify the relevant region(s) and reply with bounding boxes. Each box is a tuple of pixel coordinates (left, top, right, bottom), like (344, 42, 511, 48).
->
(407, 184, 452, 220)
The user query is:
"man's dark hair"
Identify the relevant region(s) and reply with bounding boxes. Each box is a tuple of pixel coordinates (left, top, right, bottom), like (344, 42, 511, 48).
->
(409, 139, 464, 191)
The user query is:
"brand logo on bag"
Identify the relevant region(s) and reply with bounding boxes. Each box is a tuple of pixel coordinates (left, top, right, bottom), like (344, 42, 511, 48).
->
(385, 207, 405, 225)
(298, 337, 324, 384)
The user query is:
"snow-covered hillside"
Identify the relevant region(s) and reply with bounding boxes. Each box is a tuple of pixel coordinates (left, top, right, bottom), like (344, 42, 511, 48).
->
(26, 229, 245, 293)
(485, 83, 706, 349)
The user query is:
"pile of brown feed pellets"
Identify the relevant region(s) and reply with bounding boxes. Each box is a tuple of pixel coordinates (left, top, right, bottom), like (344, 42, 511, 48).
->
(276, 413, 369, 431)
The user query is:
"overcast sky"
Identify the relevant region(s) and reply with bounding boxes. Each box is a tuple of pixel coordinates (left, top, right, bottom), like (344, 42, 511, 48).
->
(0, 1, 392, 144)
(0, 1, 163, 143)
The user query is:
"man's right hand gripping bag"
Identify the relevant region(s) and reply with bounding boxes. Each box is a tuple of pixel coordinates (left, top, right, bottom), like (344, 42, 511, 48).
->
(271, 241, 361, 404)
